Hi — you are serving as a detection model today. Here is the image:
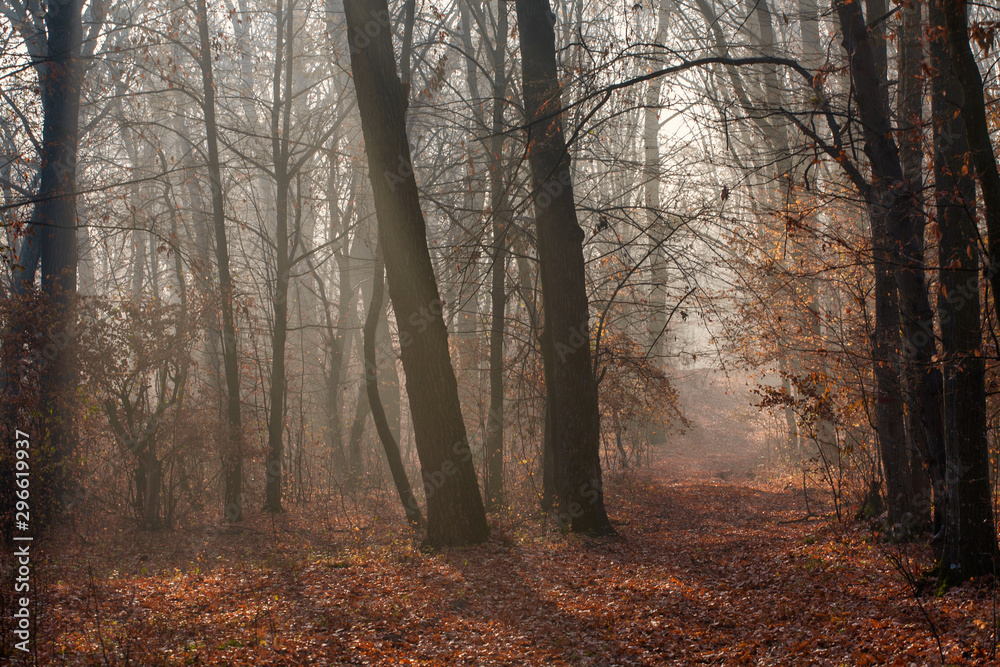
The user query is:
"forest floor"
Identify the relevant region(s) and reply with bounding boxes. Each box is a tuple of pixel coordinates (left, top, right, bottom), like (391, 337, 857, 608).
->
(17, 408, 1000, 665)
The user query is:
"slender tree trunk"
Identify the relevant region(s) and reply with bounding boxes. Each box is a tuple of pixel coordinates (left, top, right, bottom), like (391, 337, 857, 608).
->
(484, 0, 510, 510)
(265, 0, 296, 513)
(342, 0, 489, 547)
(515, 0, 613, 534)
(365, 249, 423, 526)
(196, 0, 244, 522)
(346, 375, 369, 483)
(323, 165, 361, 482)
(644, 0, 670, 447)
(779, 364, 799, 458)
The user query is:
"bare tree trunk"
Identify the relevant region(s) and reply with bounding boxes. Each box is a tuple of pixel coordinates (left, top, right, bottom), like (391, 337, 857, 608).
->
(342, 0, 489, 547)
(35, 0, 84, 522)
(835, 0, 916, 528)
(515, 0, 613, 535)
(484, 0, 510, 511)
(196, 0, 244, 522)
(644, 0, 670, 446)
(896, 0, 938, 528)
(265, 0, 296, 513)
(320, 157, 357, 482)
(364, 249, 423, 526)
(932, 0, 999, 581)
(943, 0, 1000, 321)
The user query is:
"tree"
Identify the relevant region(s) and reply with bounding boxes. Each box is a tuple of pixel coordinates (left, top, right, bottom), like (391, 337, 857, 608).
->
(932, 0, 999, 581)
(195, 0, 245, 522)
(514, 0, 613, 534)
(484, 0, 510, 511)
(34, 0, 85, 520)
(341, 0, 489, 547)
(835, 0, 922, 530)
(364, 247, 423, 526)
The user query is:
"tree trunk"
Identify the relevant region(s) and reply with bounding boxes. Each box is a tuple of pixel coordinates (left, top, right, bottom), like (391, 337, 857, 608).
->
(346, 352, 369, 483)
(515, 0, 613, 535)
(265, 0, 296, 513)
(896, 0, 937, 528)
(365, 250, 423, 526)
(484, 0, 510, 511)
(342, 0, 489, 547)
(932, 0, 999, 581)
(835, 0, 917, 529)
(644, 0, 670, 447)
(943, 0, 1000, 324)
(196, 0, 244, 522)
(35, 0, 84, 522)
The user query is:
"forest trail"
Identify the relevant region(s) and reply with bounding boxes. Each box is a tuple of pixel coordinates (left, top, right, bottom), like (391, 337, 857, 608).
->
(39, 418, 996, 665)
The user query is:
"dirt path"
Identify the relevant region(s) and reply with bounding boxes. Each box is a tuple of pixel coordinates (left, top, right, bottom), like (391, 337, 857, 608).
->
(34, 453, 998, 665)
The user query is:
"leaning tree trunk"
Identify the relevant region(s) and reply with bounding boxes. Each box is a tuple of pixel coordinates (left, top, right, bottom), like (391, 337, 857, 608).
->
(932, 0, 999, 582)
(364, 249, 423, 526)
(515, 0, 613, 535)
(196, 0, 244, 522)
(341, 0, 489, 547)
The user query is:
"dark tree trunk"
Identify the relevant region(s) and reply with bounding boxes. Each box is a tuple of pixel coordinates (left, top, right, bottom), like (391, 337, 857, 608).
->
(364, 250, 423, 526)
(197, 0, 244, 522)
(142, 453, 162, 529)
(347, 354, 369, 484)
(897, 0, 940, 529)
(836, 0, 923, 529)
(33, 0, 84, 522)
(342, 0, 489, 547)
(932, 0, 999, 581)
(265, 0, 296, 513)
(515, 0, 613, 535)
(484, 0, 510, 511)
(943, 0, 1000, 321)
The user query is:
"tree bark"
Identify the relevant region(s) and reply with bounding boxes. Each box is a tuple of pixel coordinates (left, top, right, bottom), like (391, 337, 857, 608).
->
(835, 0, 917, 529)
(932, 0, 999, 581)
(342, 0, 489, 547)
(484, 0, 510, 511)
(34, 0, 84, 522)
(943, 0, 1000, 323)
(265, 0, 296, 513)
(364, 249, 423, 526)
(896, 0, 938, 527)
(196, 0, 244, 522)
(515, 0, 613, 534)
